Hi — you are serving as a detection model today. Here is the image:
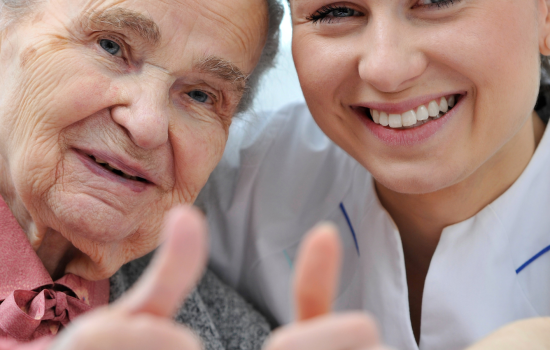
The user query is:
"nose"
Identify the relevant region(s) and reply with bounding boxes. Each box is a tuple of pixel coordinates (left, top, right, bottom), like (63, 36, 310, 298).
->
(358, 17, 428, 93)
(112, 78, 170, 150)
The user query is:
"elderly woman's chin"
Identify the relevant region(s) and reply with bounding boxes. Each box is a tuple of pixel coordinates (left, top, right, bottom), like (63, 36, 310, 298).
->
(40, 183, 165, 280)
(42, 162, 176, 279)
(47, 156, 165, 242)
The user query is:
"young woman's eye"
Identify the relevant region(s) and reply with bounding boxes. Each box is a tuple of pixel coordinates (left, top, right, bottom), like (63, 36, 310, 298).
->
(414, 0, 459, 9)
(99, 39, 122, 57)
(307, 5, 363, 24)
(188, 90, 213, 104)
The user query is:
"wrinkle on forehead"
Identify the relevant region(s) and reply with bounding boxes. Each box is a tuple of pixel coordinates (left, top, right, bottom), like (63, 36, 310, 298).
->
(193, 0, 269, 61)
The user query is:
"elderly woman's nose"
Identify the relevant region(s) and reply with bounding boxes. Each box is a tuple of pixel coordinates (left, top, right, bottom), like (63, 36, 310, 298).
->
(111, 82, 171, 150)
(358, 21, 428, 93)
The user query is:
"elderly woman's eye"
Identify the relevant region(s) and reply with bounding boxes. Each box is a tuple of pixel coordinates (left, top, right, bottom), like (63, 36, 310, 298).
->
(188, 90, 212, 104)
(99, 39, 122, 57)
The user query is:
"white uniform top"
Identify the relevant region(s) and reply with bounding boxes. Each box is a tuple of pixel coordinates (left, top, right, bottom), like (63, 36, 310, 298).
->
(198, 103, 550, 350)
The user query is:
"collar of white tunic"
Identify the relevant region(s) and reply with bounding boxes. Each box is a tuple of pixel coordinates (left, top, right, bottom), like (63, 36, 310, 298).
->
(340, 121, 550, 350)
(205, 104, 550, 350)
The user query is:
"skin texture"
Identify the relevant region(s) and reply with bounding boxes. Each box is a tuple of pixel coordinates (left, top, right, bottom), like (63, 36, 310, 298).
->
(290, 0, 550, 341)
(0, 0, 268, 281)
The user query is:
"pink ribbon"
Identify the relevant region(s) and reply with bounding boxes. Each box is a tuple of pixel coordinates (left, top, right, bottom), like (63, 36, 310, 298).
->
(0, 288, 91, 341)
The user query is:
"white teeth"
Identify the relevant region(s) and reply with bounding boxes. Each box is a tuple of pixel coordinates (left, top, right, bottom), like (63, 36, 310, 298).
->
(439, 97, 448, 113)
(388, 114, 402, 128)
(372, 109, 380, 124)
(379, 112, 389, 126)
(428, 101, 440, 117)
(401, 110, 417, 127)
(448, 95, 455, 108)
(416, 105, 429, 121)
(368, 95, 458, 129)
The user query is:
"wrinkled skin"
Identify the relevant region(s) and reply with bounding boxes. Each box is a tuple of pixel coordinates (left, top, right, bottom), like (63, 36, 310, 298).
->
(0, 0, 268, 280)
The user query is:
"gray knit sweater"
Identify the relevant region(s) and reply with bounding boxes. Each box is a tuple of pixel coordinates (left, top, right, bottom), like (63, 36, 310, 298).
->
(109, 253, 270, 350)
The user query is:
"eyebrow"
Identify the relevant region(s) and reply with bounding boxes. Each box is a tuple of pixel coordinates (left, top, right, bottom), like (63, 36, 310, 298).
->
(88, 8, 161, 46)
(196, 56, 249, 94)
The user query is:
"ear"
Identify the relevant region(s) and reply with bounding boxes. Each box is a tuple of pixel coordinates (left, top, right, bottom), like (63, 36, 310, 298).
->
(539, 0, 550, 55)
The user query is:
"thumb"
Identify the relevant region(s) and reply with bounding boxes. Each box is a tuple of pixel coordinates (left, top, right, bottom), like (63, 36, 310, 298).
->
(114, 205, 208, 318)
(294, 222, 342, 321)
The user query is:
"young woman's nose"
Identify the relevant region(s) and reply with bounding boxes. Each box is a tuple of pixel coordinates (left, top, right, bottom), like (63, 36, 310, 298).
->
(111, 80, 171, 150)
(358, 19, 428, 93)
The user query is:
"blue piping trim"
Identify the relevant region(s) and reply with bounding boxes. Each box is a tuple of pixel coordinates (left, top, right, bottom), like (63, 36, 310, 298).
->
(283, 250, 294, 270)
(516, 245, 550, 274)
(340, 203, 360, 256)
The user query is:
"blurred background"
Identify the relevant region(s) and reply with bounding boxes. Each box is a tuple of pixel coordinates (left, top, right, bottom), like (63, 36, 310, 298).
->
(252, 1, 305, 112)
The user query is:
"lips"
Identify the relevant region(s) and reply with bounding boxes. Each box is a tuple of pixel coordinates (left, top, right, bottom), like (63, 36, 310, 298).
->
(354, 93, 464, 129)
(74, 148, 156, 190)
(353, 92, 466, 146)
(88, 154, 149, 183)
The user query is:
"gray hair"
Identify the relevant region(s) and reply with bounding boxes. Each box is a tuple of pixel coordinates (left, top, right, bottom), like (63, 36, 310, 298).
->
(0, 0, 284, 113)
(238, 0, 284, 112)
(0, 0, 40, 30)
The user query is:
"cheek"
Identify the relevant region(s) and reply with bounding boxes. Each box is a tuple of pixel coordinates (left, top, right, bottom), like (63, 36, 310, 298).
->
(170, 119, 227, 203)
(292, 32, 360, 136)
(437, 4, 540, 123)
(441, 4, 541, 156)
(293, 33, 348, 105)
(5, 46, 119, 207)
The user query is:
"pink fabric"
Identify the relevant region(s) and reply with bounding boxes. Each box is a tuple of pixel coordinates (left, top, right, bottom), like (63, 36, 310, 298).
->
(0, 197, 110, 345)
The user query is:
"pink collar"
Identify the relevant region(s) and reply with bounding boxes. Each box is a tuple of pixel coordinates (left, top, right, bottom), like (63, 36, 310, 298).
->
(0, 197, 109, 341)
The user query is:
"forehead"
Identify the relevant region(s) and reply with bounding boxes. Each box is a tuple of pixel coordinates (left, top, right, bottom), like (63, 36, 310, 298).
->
(47, 0, 268, 73)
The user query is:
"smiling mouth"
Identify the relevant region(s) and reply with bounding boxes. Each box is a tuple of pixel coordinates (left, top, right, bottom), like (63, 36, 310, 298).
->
(357, 94, 464, 129)
(88, 154, 150, 183)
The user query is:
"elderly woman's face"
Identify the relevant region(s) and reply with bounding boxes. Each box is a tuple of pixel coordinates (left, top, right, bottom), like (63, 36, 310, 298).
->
(0, 0, 267, 278)
(291, 0, 546, 195)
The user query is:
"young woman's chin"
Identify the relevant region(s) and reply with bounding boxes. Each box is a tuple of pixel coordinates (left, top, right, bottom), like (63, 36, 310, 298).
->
(367, 160, 468, 196)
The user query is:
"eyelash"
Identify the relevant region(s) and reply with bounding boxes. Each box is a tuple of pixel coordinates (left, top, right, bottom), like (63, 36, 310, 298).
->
(306, 4, 362, 24)
(307, 0, 460, 24)
(414, 0, 458, 9)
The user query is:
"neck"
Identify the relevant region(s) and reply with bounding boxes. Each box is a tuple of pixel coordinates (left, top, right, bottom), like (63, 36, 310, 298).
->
(377, 111, 546, 269)
(376, 112, 545, 343)
(36, 230, 77, 280)
(0, 158, 75, 279)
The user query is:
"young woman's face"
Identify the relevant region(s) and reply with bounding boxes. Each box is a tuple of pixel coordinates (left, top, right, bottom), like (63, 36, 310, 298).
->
(291, 0, 549, 194)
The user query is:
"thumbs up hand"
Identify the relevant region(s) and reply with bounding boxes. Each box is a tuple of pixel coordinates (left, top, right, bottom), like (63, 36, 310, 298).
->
(465, 318, 550, 350)
(263, 223, 392, 350)
(50, 206, 207, 350)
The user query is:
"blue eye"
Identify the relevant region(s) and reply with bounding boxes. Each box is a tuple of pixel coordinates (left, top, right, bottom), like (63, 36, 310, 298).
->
(307, 5, 363, 24)
(188, 90, 211, 103)
(331, 8, 356, 18)
(99, 39, 121, 56)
